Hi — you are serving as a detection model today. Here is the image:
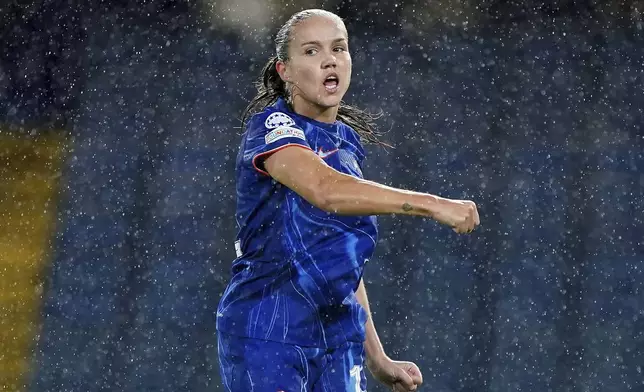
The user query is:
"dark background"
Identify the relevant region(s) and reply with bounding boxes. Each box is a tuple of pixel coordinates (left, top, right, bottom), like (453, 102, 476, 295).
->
(0, 0, 642, 391)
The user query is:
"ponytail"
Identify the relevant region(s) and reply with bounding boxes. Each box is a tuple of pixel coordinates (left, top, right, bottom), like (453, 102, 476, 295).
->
(240, 56, 285, 128)
(337, 103, 390, 148)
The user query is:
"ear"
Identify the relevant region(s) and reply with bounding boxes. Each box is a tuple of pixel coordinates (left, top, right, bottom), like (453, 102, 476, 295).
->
(276, 60, 289, 82)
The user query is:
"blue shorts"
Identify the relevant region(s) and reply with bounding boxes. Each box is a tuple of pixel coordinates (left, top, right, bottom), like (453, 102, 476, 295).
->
(217, 332, 367, 392)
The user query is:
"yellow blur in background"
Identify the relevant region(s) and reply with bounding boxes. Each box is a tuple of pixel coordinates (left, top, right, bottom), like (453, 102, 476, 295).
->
(0, 132, 67, 391)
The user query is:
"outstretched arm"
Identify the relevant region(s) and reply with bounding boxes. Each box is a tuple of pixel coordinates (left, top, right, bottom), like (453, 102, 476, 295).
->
(263, 146, 479, 233)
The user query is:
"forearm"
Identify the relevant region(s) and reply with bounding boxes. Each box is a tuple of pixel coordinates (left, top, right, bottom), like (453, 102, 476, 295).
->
(320, 171, 444, 217)
(355, 278, 387, 364)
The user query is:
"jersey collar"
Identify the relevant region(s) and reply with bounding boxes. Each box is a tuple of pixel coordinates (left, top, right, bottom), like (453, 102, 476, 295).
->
(275, 98, 341, 132)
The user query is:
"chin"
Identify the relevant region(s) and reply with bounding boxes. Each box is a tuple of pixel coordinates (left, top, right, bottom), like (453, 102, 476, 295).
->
(317, 95, 343, 109)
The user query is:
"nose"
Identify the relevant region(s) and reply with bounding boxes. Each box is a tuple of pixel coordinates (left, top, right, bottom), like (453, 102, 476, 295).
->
(321, 51, 337, 69)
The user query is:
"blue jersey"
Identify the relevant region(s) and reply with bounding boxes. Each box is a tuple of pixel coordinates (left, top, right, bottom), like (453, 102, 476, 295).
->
(216, 98, 378, 349)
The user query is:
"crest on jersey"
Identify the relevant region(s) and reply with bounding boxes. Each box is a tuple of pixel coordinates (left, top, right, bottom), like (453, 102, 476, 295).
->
(265, 112, 295, 129)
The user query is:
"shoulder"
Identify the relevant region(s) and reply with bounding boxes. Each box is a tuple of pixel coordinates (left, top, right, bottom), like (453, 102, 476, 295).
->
(247, 106, 299, 134)
(240, 106, 308, 148)
(340, 123, 361, 143)
(244, 106, 307, 143)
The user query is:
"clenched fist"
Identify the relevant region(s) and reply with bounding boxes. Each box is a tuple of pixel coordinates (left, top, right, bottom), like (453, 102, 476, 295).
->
(432, 198, 480, 233)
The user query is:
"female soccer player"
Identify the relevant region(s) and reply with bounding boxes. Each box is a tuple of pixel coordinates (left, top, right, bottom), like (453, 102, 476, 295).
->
(216, 9, 479, 392)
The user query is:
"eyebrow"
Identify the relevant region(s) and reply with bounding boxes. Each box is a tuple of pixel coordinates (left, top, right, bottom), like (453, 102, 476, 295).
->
(300, 38, 347, 47)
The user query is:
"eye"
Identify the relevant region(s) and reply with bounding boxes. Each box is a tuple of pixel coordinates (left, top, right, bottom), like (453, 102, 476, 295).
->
(334, 46, 346, 52)
(305, 48, 318, 56)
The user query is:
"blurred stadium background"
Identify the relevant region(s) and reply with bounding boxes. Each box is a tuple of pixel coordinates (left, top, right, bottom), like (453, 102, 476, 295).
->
(0, 0, 642, 391)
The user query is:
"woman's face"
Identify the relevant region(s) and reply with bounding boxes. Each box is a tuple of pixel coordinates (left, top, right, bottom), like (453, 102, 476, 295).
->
(278, 14, 352, 118)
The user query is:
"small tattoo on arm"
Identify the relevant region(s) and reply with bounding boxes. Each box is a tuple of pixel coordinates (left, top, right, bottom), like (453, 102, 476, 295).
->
(402, 202, 413, 212)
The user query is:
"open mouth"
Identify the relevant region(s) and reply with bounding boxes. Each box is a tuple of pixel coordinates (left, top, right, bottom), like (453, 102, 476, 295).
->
(323, 75, 339, 92)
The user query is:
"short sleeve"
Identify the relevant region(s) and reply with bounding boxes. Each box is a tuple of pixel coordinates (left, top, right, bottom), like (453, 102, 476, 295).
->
(243, 111, 312, 176)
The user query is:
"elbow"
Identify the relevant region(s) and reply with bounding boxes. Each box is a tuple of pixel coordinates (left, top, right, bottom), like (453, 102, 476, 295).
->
(310, 184, 335, 213)
(309, 172, 339, 213)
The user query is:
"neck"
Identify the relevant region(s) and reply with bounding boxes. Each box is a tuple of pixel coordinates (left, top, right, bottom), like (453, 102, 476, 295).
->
(291, 97, 338, 124)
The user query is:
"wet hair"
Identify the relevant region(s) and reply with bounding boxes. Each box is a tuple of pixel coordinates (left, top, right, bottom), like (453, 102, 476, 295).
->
(241, 9, 388, 147)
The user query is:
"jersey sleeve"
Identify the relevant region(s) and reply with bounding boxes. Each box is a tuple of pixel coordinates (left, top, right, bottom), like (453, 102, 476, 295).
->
(243, 111, 313, 176)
